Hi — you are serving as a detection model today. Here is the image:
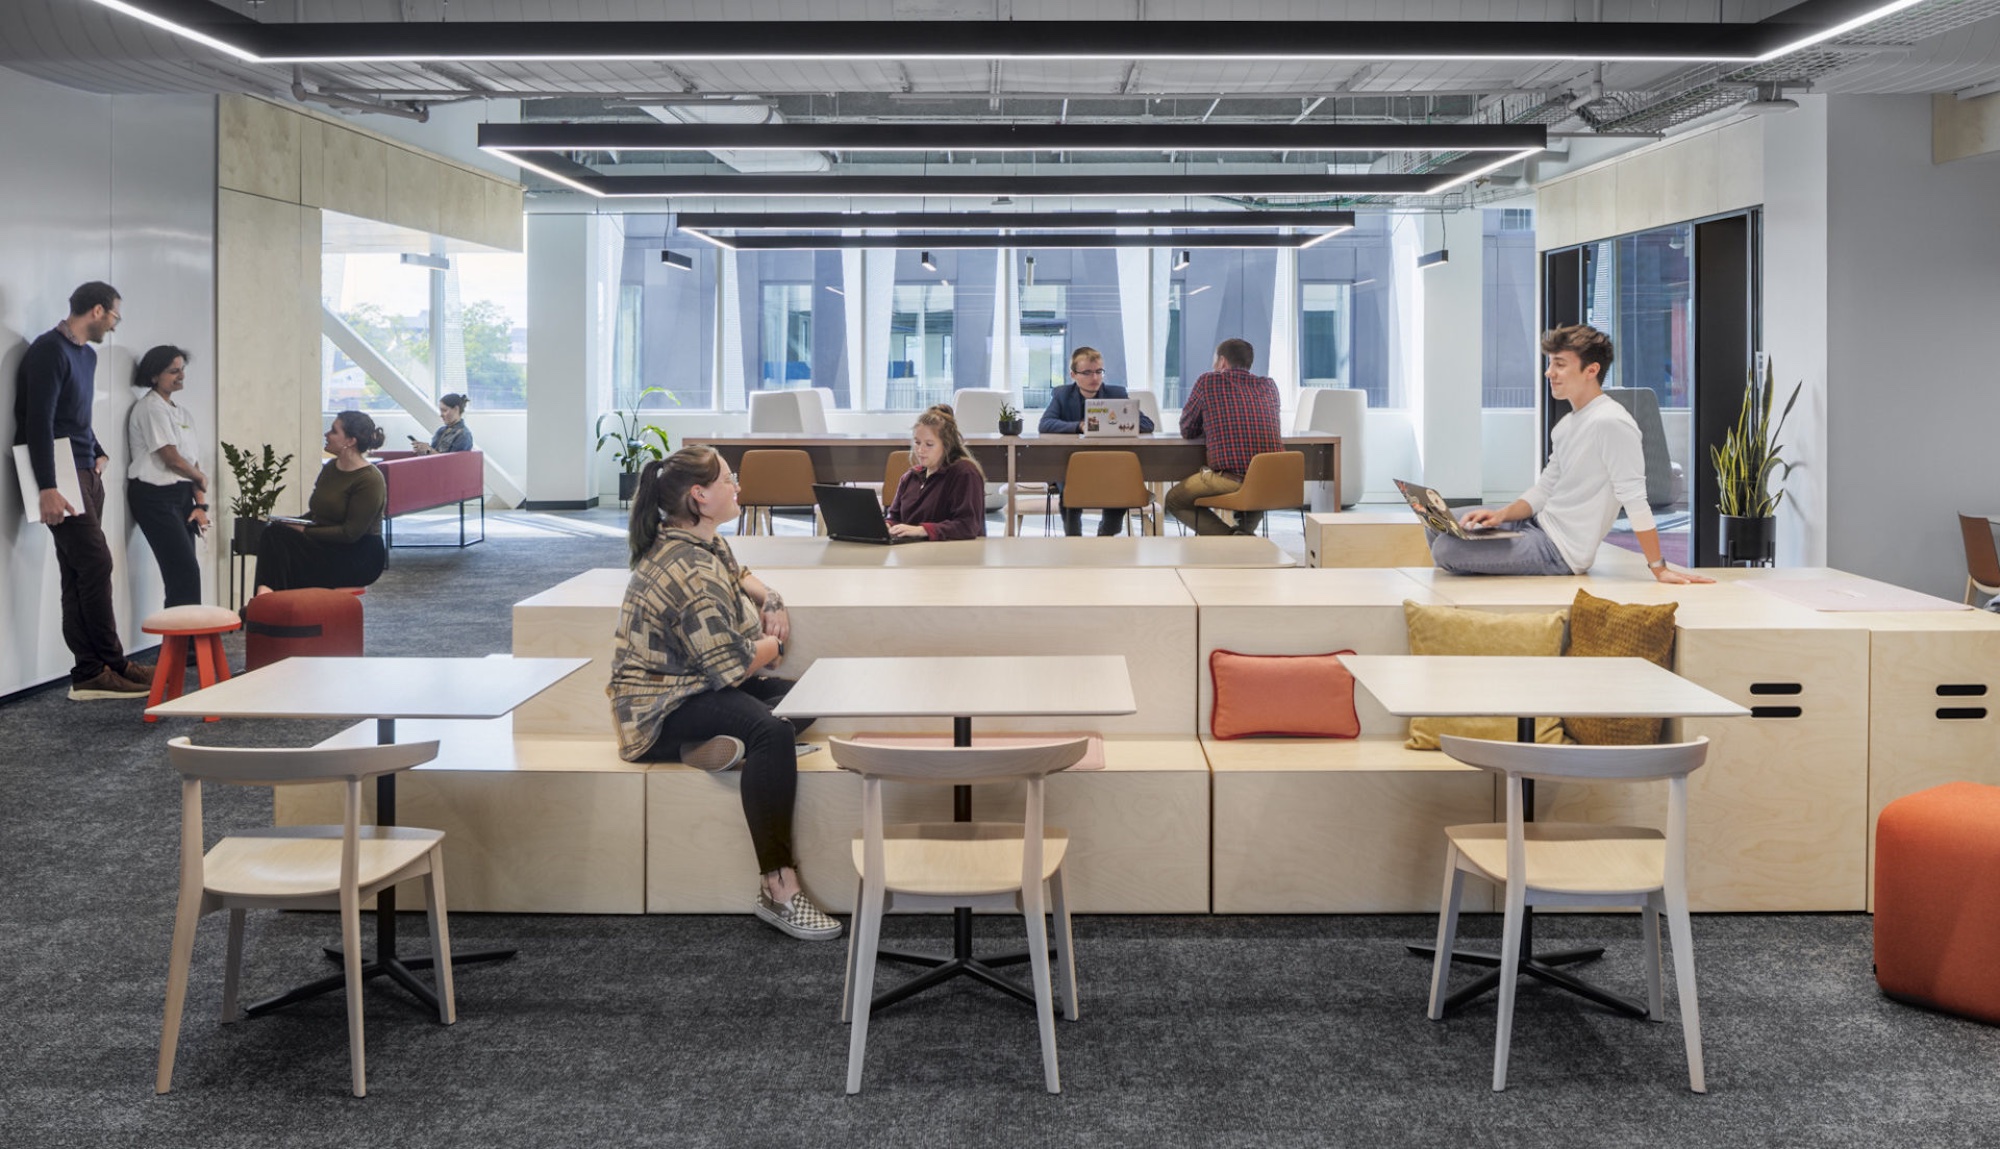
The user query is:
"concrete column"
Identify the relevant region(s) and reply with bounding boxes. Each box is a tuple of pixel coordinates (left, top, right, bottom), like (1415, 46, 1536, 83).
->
(525, 213, 623, 507)
(1418, 209, 1484, 499)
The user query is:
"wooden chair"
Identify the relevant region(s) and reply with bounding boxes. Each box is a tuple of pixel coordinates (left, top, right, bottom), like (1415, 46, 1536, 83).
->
(1957, 513, 2000, 606)
(734, 448, 820, 536)
(157, 737, 453, 1098)
(830, 736, 1091, 1095)
(1429, 734, 1711, 1093)
(1194, 450, 1306, 537)
(880, 449, 911, 505)
(1058, 450, 1158, 536)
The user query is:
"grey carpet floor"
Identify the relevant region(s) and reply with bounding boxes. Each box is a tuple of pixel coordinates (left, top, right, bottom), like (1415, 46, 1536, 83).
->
(5, 525, 1999, 1148)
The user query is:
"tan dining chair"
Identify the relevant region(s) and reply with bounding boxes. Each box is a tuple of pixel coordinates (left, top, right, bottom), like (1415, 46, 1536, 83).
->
(734, 448, 820, 535)
(1957, 513, 2000, 606)
(157, 737, 453, 1098)
(830, 736, 1091, 1095)
(1194, 449, 1306, 537)
(1429, 734, 1711, 1094)
(1059, 450, 1158, 536)
(880, 449, 911, 505)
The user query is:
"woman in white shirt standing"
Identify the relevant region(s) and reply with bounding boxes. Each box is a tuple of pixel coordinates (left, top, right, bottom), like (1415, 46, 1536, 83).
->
(126, 345, 209, 607)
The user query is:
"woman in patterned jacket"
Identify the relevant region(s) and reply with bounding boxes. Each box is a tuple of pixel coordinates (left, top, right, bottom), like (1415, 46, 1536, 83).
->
(607, 445, 840, 941)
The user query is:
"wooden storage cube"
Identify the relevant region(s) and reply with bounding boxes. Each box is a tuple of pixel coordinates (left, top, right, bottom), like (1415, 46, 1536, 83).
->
(1530, 626, 1871, 911)
(1306, 512, 1433, 568)
(510, 570, 625, 738)
(1208, 737, 1497, 913)
(1868, 619, 2000, 908)
(283, 718, 650, 913)
(645, 738, 1208, 914)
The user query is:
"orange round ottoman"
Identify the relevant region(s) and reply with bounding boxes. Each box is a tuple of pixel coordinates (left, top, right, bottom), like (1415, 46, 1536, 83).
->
(1875, 781, 2000, 1024)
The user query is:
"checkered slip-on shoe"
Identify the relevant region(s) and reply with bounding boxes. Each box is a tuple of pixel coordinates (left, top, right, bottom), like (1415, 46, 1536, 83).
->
(755, 890, 844, 941)
(678, 735, 745, 772)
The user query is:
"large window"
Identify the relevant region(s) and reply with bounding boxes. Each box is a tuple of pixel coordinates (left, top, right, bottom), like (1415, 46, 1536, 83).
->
(613, 225, 716, 411)
(320, 245, 528, 414)
(1581, 225, 1695, 410)
(322, 252, 434, 413)
(1296, 216, 1396, 408)
(888, 282, 955, 409)
(759, 283, 815, 390)
(1298, 281, 1353, 390)
(1168, 248, 1280, 407)
(737, 249, 849, 409)
(1015, 249, 1124, 410)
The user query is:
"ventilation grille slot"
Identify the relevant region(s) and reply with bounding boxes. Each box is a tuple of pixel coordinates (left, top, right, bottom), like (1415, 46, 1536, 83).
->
(1936, 707, 1988, 721)
(1750, 706, 1803, 719)
(1937, 684, 1988, 697)
(1749, 683, 1802, 696)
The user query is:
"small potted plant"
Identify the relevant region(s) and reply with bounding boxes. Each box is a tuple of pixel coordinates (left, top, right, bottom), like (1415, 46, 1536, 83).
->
(220, 441, 294, 556)
(1710, 355, 1801, 566)
(596, 386, 677, 503)
(997, 402, 1024, 437)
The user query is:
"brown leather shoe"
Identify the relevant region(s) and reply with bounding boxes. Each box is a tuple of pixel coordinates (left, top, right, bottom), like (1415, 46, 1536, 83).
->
(120, 660, 157, 687)
(69, 667, 151, 700)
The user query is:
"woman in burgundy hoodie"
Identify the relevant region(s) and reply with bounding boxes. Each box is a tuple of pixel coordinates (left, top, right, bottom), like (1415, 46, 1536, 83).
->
(886, 404, 987, 540)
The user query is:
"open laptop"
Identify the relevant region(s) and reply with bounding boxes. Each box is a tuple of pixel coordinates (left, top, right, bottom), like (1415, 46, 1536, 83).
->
(813, 483, 923, 544)
(1393, 478, 1512, 541)
(1080, 397, 1143, 438)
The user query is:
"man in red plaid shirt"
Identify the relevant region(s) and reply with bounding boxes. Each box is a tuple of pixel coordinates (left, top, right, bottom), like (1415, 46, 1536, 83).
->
(1166, 338, 1283, 535)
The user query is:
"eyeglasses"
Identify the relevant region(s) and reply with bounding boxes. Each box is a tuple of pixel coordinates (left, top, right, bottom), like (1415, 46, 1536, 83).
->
(1076, 368, 1106, 376)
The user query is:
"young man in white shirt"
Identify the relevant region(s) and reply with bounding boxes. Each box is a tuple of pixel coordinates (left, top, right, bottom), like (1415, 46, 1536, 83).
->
(1429, 324, 1712, 586)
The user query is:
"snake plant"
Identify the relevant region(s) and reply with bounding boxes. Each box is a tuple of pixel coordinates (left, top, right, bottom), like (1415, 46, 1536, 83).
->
(1710, 356, 1801, 518)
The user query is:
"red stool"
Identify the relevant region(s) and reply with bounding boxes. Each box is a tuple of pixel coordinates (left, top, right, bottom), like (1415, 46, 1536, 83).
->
(141, 605, 242, 723)
(1875, 781, 2000, 1024)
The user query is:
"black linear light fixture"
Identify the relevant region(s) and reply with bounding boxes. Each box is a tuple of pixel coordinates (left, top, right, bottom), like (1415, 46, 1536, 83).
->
(476, 121, 1549, 155)
(673, 210, 1358, 232)
(920, 251, 937, 270)
(660, 250, 694, 271)
(495, 166, 1533, 200)
(81, 2, 1924, 64)
(1174, 250, 1192, 270)
(686, 233, 1346, 252)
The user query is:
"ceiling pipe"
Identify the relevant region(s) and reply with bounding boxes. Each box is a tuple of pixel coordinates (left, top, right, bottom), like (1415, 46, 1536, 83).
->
(291, 68, 428, 122)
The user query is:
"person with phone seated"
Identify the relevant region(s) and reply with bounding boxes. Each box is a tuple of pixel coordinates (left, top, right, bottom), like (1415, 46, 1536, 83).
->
(607, 445, 839, 942)
(1430, 324, 1711, 585)
(407, 392, 473, 454)
(886, 404, 987, 540)
(251, 410, 388, 596)
(1039, 346, 1155, 536)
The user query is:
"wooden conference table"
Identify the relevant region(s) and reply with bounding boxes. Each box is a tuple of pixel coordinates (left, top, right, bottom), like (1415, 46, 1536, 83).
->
(1338, 654, 1748, 1017)
(774, 655, 1136, 1011)
(684, 431, 1343, 536)
(148, 655, 590, 1017)
(725, 534, 1296, 569)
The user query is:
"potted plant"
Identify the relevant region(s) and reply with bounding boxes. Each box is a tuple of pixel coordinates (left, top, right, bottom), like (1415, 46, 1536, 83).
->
(220, 442, 294, 556)
(596, 386, 676, 503)
(1710, 355, 1801, 567)
(997, 402, 1024, 437)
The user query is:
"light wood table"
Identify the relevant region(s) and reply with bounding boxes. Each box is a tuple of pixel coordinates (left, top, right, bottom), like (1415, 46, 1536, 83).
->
(683, 432, 1341, 535)
(726, 534, 1295, 569)
(775, 655, 1135, 1011)
(148, 656, 589, 1017)
(1338, 655, 1748, 1017)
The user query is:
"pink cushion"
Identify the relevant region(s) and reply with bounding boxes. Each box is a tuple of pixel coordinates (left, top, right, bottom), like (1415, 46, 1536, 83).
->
(1209, 649, 1362, 740)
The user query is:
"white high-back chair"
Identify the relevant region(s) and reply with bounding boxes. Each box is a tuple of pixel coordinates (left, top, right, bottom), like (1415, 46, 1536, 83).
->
(747, 389, 831, 434)
(1295, 387, 1367, 509)
(1429, 735, 1711, 1093)
(949, 388, 1015, 513)
(830, 736, 1092, 1095)
(157, 737, 452, 1098)
(1127, 387, 1162, 431)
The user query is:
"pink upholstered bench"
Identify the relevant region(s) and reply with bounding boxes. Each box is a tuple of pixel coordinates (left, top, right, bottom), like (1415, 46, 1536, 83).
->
(373, 449, 485, 548)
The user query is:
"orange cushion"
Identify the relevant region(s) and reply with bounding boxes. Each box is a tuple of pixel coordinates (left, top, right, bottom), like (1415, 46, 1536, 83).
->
(1209, 649, 1361, 740)
(1875, 782, 2000, 1024)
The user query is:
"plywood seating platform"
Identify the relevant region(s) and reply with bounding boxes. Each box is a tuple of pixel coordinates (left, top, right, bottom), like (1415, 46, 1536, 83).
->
(1305, 511, 1434, 568)
(648, 736, 1210, 915)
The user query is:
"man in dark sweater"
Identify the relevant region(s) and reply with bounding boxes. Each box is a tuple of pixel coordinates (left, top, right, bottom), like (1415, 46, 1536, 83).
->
(1038, 346, 1155, 536)
(14, 281, 149, 699)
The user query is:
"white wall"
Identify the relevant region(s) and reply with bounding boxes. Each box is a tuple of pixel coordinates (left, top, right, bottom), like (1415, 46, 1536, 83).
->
(526, 213, 624, 506)
(1821, 95, 2000, 597)
(0, 68, 215, 696)
(1418, 209, 1485, 499)
(1759, 97, 1832, 569)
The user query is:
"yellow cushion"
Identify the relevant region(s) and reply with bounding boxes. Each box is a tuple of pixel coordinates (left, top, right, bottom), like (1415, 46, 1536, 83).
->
(1402, 600, 1568, 749)
(1562, 588, 1679, 745)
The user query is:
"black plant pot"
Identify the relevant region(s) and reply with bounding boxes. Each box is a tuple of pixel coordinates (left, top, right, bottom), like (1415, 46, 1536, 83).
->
(232, 515, 268, 556)
(618, 470, 641, 504)
(1718, 513, 1775, 567)
(997, 418, 1024, 437)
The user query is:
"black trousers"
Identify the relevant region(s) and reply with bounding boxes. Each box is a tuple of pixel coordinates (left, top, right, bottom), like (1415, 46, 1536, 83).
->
(253, 527, 386, 592)
(1052, 482, 1129, 536)
(642, 675, 803, 875)
(128, 479, 202, 608)
(48, 467, 128, 683)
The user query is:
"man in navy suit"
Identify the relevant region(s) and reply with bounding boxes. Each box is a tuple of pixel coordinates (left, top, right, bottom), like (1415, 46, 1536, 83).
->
(1038, 346, 1155, 536)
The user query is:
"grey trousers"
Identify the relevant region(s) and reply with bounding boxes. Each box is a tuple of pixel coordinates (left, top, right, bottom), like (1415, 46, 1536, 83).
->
(1426, 515, 1574, 576)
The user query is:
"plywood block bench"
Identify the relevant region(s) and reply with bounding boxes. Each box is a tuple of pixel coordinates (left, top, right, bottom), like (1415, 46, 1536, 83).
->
(1182, 568, 1490, 911)
(1306, 512, 1435, 568)
(516, 566, 1202, 739)
(280, 716, 650, 913)
(646, 736, 1209, 915)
